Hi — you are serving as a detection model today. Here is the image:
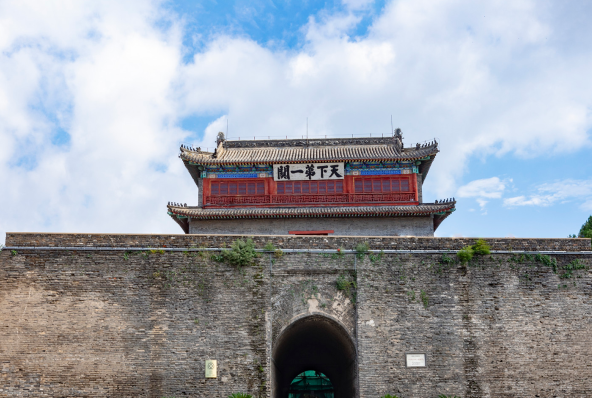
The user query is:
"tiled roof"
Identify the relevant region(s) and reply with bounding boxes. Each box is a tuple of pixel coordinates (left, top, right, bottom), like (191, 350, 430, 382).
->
(167, 202, 455, 220)
(180, 136, 438, 165)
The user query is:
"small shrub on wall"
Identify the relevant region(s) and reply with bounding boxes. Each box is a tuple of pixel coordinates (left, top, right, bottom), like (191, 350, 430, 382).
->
(214, 238, 259, 267)
(457, 239, 491, 263)
(472, 239, 491, 255)
(457, 246, 474, 264)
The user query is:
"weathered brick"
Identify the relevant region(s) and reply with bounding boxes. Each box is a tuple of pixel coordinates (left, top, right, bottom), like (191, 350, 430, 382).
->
(0, 234, 591, 398)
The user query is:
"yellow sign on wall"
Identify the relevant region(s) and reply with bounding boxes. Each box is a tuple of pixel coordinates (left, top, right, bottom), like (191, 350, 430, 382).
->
(205, 359, 217, 378)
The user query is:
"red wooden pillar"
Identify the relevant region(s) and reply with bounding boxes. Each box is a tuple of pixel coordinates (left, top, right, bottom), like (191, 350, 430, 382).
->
(202, 178, 211, 205)
(344, 175, 354, 194)
(267, 177, 276, 195)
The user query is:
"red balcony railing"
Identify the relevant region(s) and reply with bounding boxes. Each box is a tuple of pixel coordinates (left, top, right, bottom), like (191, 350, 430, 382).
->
(271, 194, 350, 204)
(205, 193, 416, 206)
(205, 195, 271, 205)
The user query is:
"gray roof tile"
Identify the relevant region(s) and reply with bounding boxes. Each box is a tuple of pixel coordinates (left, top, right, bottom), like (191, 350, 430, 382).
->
(167, 202, 455, 220)
(180, 136, 438, 165)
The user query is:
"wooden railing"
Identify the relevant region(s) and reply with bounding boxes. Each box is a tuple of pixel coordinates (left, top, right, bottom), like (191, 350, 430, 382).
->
(205, 193, 416, 206)
(271, 194, 349, 204)
(206, 195, 271, 205)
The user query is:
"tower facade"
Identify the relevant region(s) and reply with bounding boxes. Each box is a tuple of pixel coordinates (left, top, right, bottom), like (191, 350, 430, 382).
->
(168, 130, 455, 236)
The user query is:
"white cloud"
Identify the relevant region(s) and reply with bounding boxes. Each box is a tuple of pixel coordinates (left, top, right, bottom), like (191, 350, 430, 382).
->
(476, 198, 488, 213)
(457, 177, 507, 199)
(342, 0, 374, 11)
(1, 0, 592, 242)
(0, 0, 189, 241)
(503, 196, 547, 207)
(475, 198, 489, 215)
(503, 179, 592, 208)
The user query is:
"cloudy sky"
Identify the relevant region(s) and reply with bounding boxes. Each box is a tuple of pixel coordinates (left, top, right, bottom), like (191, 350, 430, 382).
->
(1, 0, 591, 243)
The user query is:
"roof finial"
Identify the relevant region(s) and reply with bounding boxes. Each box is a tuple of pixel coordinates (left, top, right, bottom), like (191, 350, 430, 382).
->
(393, 128, 403, 153)
(216, 131, 225, 147)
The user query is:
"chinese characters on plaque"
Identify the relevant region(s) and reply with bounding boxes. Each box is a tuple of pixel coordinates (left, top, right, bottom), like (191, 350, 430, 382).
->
(273, 163, 344, 181)
(405, 353, 426, 368)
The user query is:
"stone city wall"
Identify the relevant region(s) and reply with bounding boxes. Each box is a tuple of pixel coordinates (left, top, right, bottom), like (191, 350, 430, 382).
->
(5, 233, 590, 251)
(188, 217, 435, 237)
(1, 233, 591, 398)
(0, 246, 271, 398)
(355, 249, 592, 398)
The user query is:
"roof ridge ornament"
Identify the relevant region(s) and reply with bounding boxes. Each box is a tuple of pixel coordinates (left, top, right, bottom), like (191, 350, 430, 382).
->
(394, 128, 403, 154)
(216, 131, 225, 147)
(223, 136, 398, 148)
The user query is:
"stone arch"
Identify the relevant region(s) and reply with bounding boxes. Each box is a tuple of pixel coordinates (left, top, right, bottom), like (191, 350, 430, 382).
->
(272, 313, 358, 398)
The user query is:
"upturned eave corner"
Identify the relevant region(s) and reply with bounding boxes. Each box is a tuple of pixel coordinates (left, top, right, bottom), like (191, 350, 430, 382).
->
(168, 210, 189, 234)
(181, 159, 203, 188)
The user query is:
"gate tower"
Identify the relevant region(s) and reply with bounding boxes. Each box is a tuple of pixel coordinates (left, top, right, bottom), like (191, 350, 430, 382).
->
(168, 129, 455, 236)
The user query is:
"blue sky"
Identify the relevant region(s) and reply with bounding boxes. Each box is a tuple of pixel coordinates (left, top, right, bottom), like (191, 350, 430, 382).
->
(0, 0, 591, 243)
(167, 0, 387, 53)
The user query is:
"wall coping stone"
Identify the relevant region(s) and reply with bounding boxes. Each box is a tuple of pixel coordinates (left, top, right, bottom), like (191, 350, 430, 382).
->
(4, 232, 591, 252)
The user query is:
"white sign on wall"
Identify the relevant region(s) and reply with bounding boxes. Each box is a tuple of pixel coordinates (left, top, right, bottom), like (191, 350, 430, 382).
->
(405, 353, 426, 367)
(273, 163, 344, 181)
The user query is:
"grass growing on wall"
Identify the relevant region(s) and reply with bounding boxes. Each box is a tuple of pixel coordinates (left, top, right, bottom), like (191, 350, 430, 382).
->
(336, 272, 357, 303)
(355, 242, 369, 259)
(420, 290, 429, 308)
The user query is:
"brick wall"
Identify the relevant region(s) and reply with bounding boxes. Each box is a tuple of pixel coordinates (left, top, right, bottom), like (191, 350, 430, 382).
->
(355, 251, 592, 398)
(1, 234, 591, 397)
(5, 233, 591, 252)
(188, 217, 435, 237)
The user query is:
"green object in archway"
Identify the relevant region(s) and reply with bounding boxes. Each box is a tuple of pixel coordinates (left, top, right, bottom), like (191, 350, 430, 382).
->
(288, 370, 334, 398)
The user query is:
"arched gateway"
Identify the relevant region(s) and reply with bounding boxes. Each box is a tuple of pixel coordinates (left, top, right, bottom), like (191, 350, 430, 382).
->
(272, 314, 358, 398)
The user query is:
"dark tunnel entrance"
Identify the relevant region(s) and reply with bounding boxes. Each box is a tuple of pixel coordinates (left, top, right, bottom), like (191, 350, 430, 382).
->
(272, 315, 358, 398)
